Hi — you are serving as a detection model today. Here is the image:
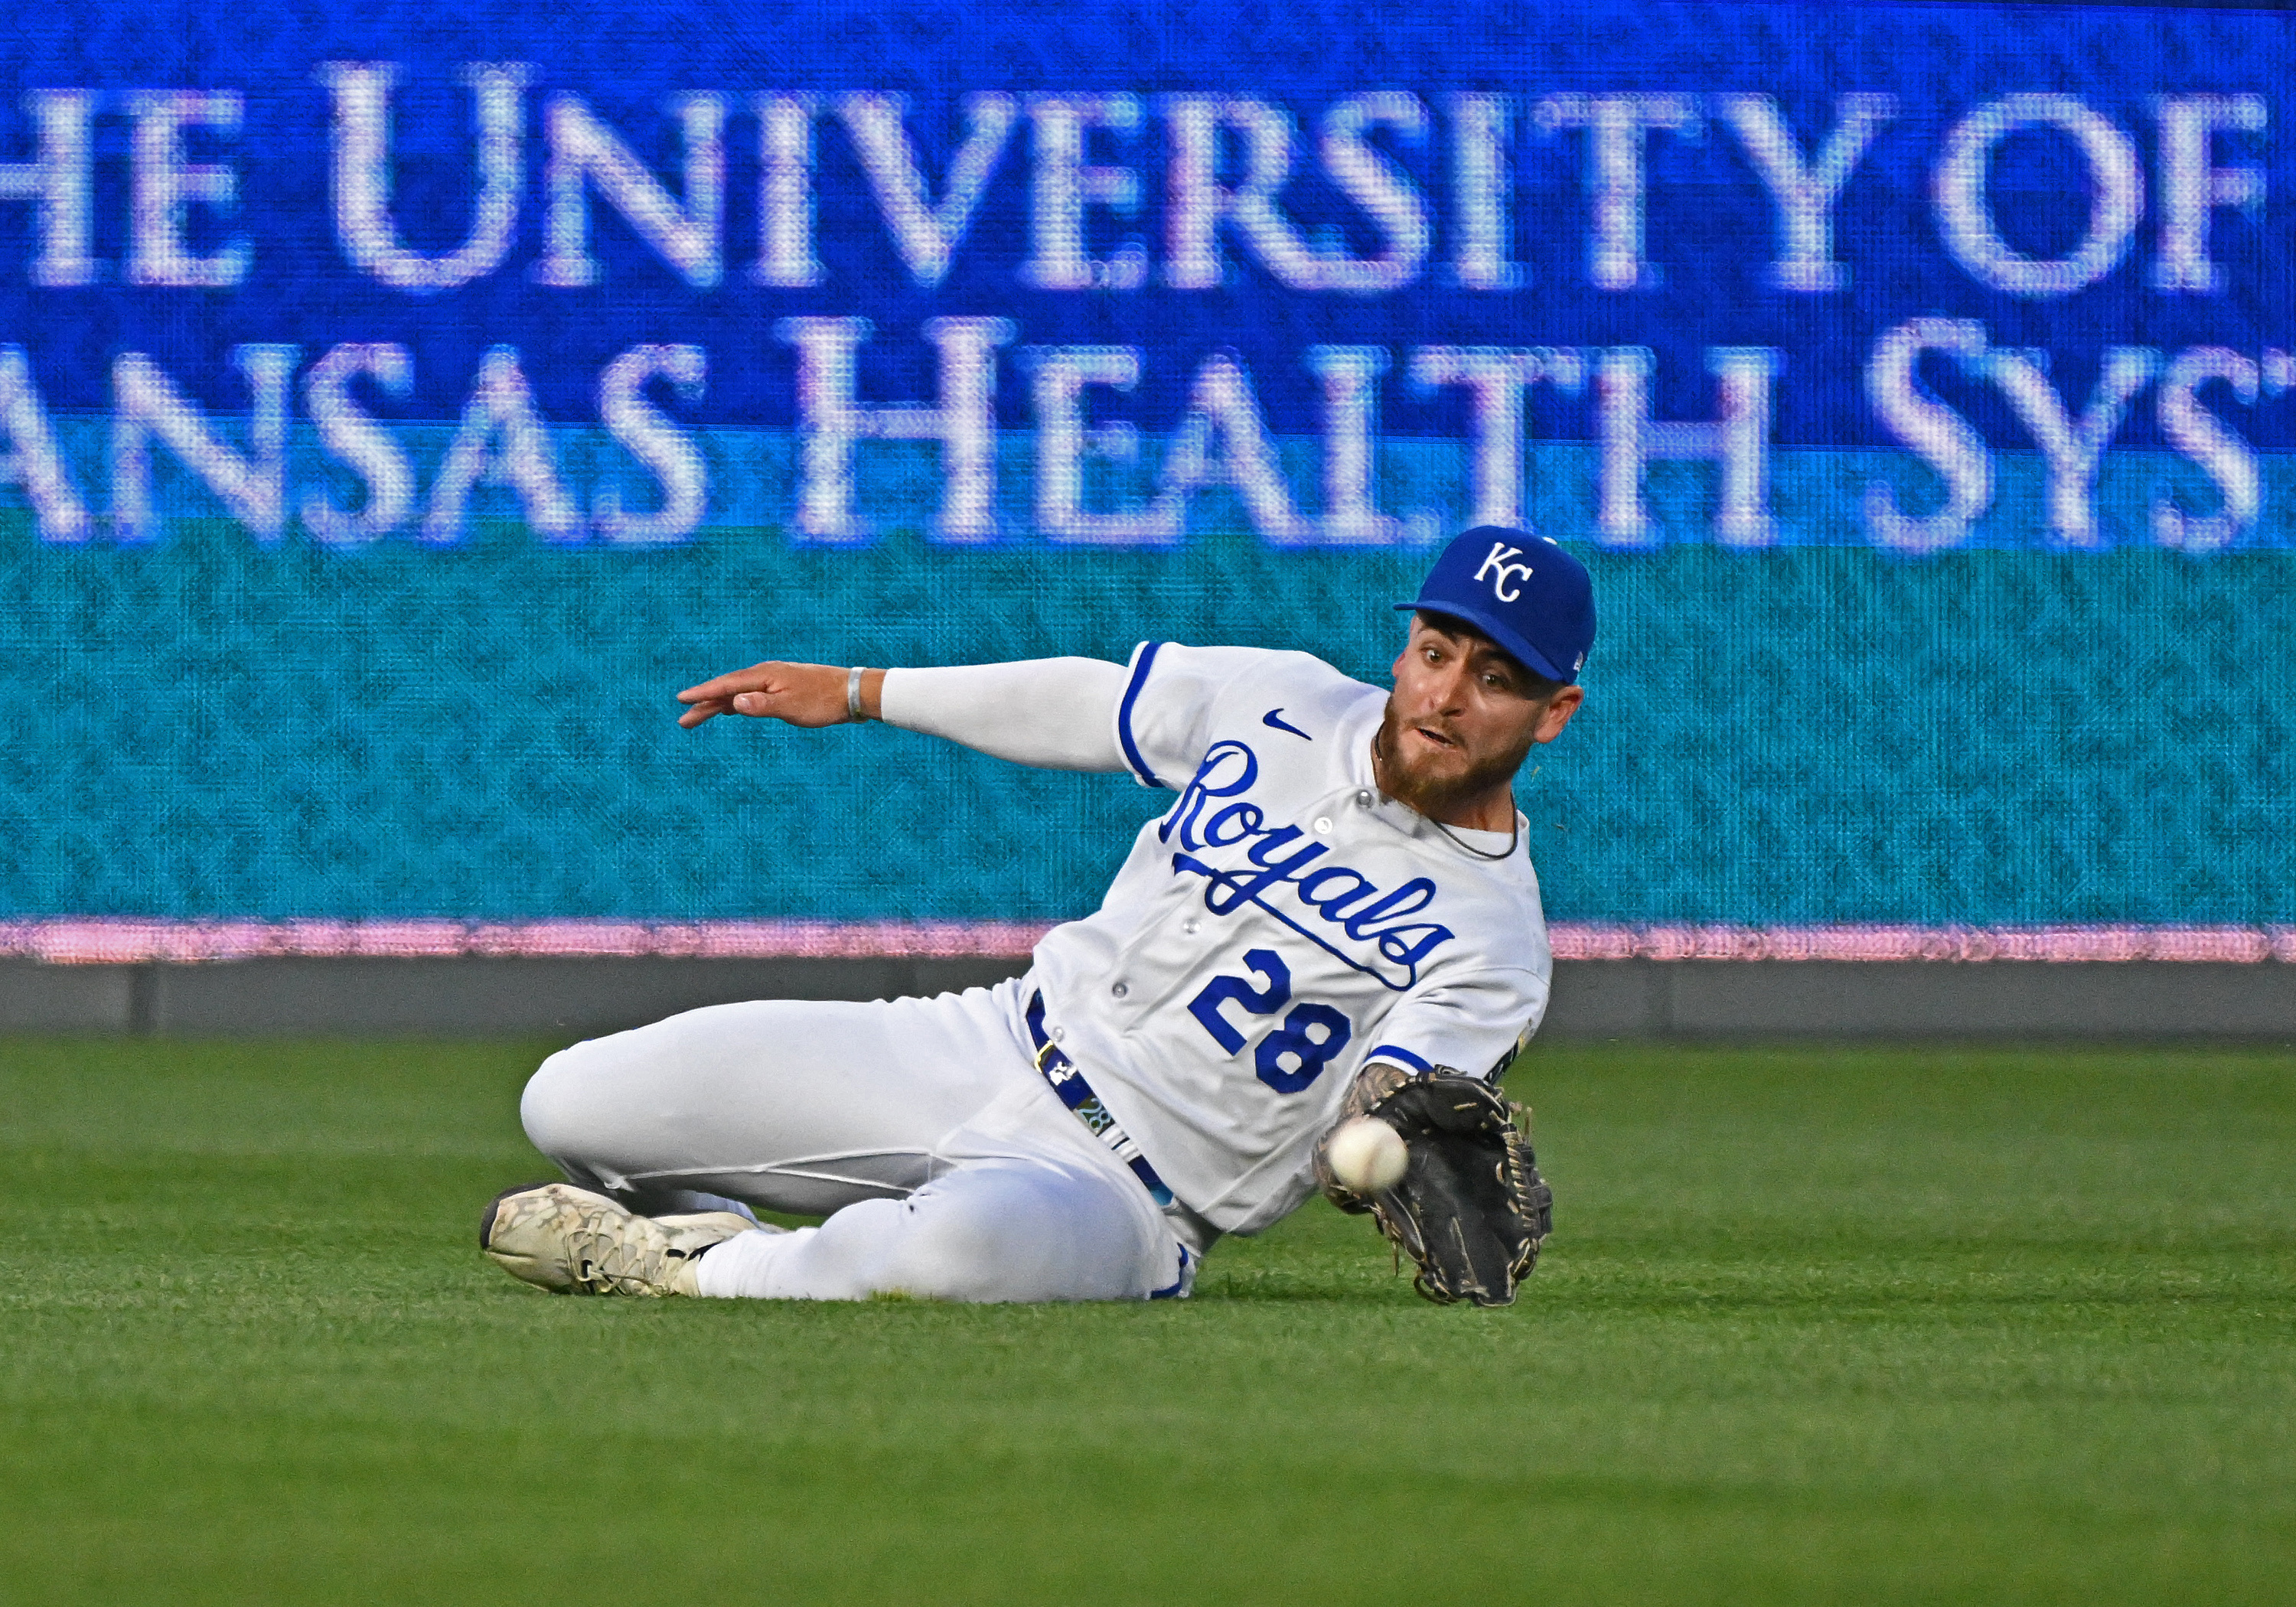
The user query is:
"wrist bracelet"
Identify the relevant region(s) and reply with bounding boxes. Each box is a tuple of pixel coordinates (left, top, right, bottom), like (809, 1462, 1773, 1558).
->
(846, 664, 870, 722)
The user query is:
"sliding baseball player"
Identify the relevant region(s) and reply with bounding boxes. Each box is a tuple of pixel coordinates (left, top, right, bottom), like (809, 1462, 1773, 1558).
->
(481, 526, 1591, 1304)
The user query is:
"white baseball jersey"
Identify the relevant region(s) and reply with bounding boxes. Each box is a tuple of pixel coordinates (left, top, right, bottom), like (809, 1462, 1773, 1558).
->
(1026, 643, 1554, 1235)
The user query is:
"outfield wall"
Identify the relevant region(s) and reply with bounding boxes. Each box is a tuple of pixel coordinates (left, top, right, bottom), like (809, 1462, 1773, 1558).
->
(2, 2, 2291, 1015)
(5, 955, 2293, 1041)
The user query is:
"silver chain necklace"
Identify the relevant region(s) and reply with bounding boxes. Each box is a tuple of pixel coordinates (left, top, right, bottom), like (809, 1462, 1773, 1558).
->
(1434, 813, 1520, 861)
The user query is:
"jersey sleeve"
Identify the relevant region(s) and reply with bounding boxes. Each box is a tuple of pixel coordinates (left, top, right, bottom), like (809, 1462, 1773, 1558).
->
(880, 658, 1127, 771)
(1358, 967, 1549, 1084)
(1110, 642, 1281, 790)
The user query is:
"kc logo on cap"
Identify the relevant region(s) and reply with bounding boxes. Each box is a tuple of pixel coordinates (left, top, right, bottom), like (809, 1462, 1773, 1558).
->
(1473, 541, 1537, 601)
(1394, 525, 1597, 686)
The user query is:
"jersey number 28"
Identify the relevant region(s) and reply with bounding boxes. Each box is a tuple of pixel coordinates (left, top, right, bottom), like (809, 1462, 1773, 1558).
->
(1186, 948, 1353, 1094)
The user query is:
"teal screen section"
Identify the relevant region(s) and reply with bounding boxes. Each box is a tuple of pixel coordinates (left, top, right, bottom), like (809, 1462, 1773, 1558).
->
(3, 438, 2287, 925)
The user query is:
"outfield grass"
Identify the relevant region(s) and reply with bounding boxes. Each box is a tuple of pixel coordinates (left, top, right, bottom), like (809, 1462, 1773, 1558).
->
(2, 1035, 2291, 1605)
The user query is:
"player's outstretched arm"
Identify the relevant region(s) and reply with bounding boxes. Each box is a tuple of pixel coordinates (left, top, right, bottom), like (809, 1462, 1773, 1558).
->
(676, 661, 876, 729)
(677, 656, 1131, 773)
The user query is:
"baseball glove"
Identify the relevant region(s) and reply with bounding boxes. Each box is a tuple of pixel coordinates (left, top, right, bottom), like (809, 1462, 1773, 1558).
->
(1316, 1064, 1553, 1307)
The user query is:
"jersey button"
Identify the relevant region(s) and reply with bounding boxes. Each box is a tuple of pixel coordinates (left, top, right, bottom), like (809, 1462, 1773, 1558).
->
(1313, 816, 1334, 835)
(1354, 789, 1374, 808)
(1110, 981, 1129, 999)
(1182, 918, 1202, 936)
(1050, 1025, 1067, 1043)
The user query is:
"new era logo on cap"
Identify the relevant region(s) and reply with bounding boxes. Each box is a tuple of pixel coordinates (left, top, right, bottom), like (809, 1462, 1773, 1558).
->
(1394, 526, 1596, 685)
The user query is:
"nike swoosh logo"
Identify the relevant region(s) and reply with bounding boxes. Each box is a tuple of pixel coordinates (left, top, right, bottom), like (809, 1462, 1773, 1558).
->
(1262, 708, 1312, 740)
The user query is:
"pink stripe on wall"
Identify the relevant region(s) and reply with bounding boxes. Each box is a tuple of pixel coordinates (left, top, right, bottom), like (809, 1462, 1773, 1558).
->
(0, 919, 1056, 964)
(0, 920, 2289, 964)
(1542, 924, 2296, 964)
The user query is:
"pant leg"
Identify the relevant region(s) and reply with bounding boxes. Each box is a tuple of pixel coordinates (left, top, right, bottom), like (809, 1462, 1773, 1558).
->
(519, 986, 1020, 1217)
(691, 1152, 1180, 1302)
(520, 979, 1191, 1302)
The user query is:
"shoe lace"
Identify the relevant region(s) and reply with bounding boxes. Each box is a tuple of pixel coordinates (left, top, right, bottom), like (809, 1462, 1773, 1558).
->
(565, 1210, 673, 1296)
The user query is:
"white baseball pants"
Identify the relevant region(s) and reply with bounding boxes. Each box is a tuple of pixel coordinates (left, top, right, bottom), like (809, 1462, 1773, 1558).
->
(517, 977, 1196, 1302)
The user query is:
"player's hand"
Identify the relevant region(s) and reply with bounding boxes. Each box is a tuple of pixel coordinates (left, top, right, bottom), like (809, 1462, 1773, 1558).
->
(676, 661, 863, 729)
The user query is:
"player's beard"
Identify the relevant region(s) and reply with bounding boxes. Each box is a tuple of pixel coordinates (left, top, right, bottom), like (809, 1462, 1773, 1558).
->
(1372, 694, 1538, 824)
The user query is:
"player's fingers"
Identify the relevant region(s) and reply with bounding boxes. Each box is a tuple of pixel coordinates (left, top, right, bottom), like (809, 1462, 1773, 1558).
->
(676, 662, 784, 703)
(674, 686, 812, 728)
(676, 676, 765, 705)
(675, 660, 846, 727)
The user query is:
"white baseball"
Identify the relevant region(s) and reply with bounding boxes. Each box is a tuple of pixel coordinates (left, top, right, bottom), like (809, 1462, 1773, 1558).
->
(1326, 1116, 1409, 1194)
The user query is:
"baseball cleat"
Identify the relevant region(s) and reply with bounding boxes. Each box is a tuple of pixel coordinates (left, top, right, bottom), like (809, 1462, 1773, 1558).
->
(479, 1182, 759, 1296)
(652, 1210, 767, 1257)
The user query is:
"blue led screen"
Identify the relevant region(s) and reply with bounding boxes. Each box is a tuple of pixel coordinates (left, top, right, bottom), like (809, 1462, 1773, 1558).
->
(0, 0, 2288, 926)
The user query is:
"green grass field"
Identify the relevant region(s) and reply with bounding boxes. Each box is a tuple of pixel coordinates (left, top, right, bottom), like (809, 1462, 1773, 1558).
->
(3, 1035, 2291, 1605)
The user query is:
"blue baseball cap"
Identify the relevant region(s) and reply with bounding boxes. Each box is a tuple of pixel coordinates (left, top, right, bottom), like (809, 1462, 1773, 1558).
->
(1395, 527, 1596, 684)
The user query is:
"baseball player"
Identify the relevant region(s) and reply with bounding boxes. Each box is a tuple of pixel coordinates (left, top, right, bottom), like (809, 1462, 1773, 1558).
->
(481, 526, 1592, 1305)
